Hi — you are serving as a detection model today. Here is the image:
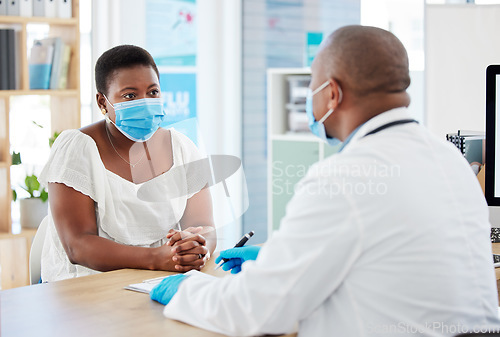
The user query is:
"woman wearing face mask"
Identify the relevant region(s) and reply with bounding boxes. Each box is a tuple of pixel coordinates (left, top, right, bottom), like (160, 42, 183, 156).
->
(38, 45, 216, 282)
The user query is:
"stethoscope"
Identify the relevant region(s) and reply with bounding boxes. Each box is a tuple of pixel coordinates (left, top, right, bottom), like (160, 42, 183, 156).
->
(362, 119, 418, 138)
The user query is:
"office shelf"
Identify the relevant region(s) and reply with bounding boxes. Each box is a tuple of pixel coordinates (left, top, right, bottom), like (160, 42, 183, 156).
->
(270, 133, 319, 142)
(0, 15, 77, 26)
(0, 0, 81, 234)
(0, 89, 79, 97)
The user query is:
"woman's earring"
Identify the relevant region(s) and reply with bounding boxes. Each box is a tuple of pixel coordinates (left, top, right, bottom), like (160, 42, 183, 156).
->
(101, 108, 107, 115)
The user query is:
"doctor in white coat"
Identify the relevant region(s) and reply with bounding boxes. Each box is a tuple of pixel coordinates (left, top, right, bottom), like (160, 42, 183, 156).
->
(150, 25, 500, 336)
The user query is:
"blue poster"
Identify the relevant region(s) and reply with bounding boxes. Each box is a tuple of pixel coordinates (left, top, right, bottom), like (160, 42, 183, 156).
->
(306, 32, 323, 67)
(146, 0, 197, 66)
(159, 72, 198, 143)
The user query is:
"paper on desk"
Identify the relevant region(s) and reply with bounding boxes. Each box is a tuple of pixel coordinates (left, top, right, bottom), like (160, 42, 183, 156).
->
(124, 281, 158, 294)
(124, 270, 217, 294)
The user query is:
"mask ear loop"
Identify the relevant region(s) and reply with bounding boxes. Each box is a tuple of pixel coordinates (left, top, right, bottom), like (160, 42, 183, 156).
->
(311, 80, 330, 96)
(101, 94, 117, 125)
(102, 93, 113, 107)
(318, 108, 334, 124)
(337, 85, 343, 104)
(318, 83, 343, 124)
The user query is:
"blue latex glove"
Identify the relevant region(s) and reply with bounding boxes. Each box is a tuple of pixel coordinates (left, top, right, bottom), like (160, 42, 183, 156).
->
(215, 246, 261, 274)
(150, 274, 187, 305)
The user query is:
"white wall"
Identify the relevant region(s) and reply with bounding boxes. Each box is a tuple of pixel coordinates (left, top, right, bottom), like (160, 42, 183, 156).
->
(425, 4, 500, 137)
(196, 0, 243, 248)
(361, 0, 424, 122)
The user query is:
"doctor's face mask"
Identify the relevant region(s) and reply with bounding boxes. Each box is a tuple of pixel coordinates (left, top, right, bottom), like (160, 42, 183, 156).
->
(103, 94, 166, 142)
(306, 80, 343, 147)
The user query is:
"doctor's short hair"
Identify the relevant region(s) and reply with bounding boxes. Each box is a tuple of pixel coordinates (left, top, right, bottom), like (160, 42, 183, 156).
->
(95, 45, 160, 96)
(321, 25, 410, 96)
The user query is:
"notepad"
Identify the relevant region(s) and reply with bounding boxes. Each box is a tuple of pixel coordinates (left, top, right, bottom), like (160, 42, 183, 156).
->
(124, 270, 217, 294)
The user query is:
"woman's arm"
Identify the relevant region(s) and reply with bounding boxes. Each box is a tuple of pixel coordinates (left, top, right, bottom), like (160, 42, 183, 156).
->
(166, 187, 217, 271)
(180, 187, 216, 254)
(48, 182, 178, 272)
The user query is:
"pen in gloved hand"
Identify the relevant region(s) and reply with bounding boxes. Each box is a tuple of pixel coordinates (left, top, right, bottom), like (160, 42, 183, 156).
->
(214, 230, 255, 270)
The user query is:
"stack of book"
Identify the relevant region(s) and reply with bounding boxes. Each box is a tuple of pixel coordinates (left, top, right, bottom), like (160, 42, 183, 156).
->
(0, 29, 17, 90)
(29, 37, 71, 90)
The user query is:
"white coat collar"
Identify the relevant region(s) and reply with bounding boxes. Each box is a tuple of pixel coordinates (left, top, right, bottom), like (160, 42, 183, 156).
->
(341, 107, 414, 152)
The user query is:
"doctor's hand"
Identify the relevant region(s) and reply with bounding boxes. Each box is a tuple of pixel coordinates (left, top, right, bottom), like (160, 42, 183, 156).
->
(215, 246, 261, 274)
(150, 274, 187, 305)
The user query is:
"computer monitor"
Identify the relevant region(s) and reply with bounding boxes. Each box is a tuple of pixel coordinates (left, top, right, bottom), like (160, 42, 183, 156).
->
(484, 65, 500, 227)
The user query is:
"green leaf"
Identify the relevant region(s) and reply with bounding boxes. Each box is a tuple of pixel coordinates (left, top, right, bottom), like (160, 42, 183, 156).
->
(24, 175, 40, 198)
(12, 189, 17, 202)
(32, 121, 44, 128)
(11, 152, 21, 165)
(39, 189, 48, 202)
(21, 174, 47, 200)
(49, 131, 61, 148)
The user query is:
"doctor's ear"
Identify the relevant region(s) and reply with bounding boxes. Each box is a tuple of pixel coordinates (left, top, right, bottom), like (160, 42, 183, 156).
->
(327, 79, 343, 109)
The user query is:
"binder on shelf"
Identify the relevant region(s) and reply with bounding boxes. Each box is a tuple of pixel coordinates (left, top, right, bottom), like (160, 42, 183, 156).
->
(50, 38, 72, 89)
(6, 29, 16, 90)
(12, 29, 20, 89)
(56, 0, 71, 18)
(48, 37, 62, 89)
(0, 0, 7, 15)
(0, 29, 15, 90)
(0, 30, 8, 90)
(446, 130, 485, 164)
(19, 0, 33, 17)
(29, 38, 54, 89)
(58, 44, 71, 89)
(45, 0, 56, 17)
(33, 0, 44, 16)
(6, 0, 20, 16)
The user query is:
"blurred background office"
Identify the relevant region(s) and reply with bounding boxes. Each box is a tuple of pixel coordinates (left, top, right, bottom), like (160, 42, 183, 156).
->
(0, 0, 498, 289)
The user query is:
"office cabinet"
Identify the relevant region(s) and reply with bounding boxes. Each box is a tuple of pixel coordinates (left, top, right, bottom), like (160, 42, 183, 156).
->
(270, 139, 320, 231)
(267, 68, 341, 235)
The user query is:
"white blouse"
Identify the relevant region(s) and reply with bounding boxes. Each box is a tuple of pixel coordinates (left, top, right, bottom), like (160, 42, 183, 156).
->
(39, 128, 207, 282)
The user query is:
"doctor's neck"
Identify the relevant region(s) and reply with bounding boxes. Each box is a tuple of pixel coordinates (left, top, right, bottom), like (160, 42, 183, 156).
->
(326, 90, 411, 142)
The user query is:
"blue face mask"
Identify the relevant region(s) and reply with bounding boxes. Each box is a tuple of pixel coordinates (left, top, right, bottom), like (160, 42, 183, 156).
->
(103, 96, 166, 142)
(305, 80, 343, 147)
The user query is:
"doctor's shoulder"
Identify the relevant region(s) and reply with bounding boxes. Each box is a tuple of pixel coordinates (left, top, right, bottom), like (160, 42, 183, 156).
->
(305, 151, 375, 181)
(299, 154, 347, 182)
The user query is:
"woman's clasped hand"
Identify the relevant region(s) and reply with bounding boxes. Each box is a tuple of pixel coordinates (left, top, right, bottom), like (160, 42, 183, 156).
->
(161, 226, 214, 272)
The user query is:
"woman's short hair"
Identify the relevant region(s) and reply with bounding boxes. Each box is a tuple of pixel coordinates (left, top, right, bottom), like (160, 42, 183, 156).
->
(95, 45, 160, 95)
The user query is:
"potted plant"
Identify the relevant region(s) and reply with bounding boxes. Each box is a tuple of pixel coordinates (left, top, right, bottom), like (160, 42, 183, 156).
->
(12, 126, 59, 229)
(11, 150, 21, 202)
(17, 174, 48, 229)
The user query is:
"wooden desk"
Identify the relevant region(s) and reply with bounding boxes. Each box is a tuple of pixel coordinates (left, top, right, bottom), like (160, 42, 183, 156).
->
(1, 256, 296, 337)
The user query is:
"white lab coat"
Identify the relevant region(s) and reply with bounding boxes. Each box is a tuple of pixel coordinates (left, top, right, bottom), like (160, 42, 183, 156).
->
(163, 108, 500, 337)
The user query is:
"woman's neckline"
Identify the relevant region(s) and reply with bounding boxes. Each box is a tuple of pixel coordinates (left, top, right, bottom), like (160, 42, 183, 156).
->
(75, 128, 176, 186)
(104, 167, 171, 186)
